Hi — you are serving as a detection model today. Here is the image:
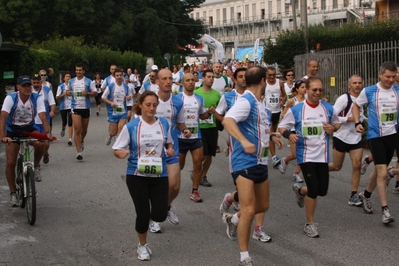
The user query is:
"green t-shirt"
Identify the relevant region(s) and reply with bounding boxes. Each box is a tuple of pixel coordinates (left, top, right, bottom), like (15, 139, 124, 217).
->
(195, 87, 221, 129)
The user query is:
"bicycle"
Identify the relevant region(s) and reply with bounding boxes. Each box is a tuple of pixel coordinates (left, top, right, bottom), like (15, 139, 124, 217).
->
(13, 137, 37, 225)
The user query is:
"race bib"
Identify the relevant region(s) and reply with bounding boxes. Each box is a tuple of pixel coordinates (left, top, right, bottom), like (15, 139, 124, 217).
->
(302, 120, 323, 139)
(137, 157, 163, 175)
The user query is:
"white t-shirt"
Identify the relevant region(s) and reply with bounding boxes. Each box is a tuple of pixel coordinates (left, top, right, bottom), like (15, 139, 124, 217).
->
(212, 75, 227, 95)
(264, 79, 282, 113)
(172, 72, 181, 93)
(1, 93, 46, 126)
(33, 87, 55, 125)
(333, 93, 363, 144)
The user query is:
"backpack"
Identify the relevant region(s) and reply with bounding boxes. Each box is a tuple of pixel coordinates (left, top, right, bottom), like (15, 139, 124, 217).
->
(338, 92, 352, 117)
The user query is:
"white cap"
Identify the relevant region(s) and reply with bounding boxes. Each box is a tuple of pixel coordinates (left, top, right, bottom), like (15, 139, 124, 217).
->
(151, 65, 158, 70)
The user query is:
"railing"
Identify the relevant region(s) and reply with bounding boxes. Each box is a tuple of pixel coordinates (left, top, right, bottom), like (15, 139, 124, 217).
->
(201, 4, 353, 27)
(294, 40, 399, 103)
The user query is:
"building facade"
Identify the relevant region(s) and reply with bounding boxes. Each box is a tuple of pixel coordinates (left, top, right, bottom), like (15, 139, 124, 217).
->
(191, 0, 375, 59)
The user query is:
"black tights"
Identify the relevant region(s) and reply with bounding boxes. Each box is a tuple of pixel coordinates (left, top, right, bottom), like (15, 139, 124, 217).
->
(126, 175, 169, 234)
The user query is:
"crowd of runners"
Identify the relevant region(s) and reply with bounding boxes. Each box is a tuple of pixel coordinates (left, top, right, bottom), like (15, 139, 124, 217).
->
(1, 60, 399, 265)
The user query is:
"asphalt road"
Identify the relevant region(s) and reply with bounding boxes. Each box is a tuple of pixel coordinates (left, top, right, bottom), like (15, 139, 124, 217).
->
(1, 102, 399, 266)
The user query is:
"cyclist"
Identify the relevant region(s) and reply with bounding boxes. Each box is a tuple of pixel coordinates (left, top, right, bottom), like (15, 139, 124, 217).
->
(0, 75, 52, 206)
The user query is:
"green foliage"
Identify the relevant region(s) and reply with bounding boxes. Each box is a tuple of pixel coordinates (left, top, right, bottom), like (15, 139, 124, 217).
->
(0, 0, 206, 63)
(19, 49, 60, 86)
(30, 37, 147, 73)
(263, 20, 399, 68)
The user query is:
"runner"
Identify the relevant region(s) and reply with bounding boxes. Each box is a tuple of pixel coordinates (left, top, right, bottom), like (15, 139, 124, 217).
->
(278, 76, 340, 238)
(101, 69, 131, 146)
(353, 61, 399, 224)
(222, 66, 283, 265)
(66, 64, 97, 160)
(56, 72, 73, 146)
(113, 91, 174, 261)
(176, 73, 214, 203)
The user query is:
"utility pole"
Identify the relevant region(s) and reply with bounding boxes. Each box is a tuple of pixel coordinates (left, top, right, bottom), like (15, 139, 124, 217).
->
(300, 0, 308, 52)
(292, 0, 297, 31)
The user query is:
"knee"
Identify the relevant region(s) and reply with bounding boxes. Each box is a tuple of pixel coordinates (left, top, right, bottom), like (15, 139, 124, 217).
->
(241, 205, 256, 219)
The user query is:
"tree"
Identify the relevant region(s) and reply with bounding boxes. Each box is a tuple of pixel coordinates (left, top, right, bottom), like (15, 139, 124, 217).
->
(0, 0, 206, 62)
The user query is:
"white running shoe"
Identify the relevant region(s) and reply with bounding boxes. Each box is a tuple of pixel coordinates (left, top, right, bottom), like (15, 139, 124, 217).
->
(149, 219, 162, 233)
(219, 193, 231, 215)
(167, 205, 179, 225)
(137, 243, 152, 261)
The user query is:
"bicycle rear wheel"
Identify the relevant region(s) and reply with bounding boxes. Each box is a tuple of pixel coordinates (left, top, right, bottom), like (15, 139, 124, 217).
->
(25, 166, 36, 225)
(16, 157, 25, 208)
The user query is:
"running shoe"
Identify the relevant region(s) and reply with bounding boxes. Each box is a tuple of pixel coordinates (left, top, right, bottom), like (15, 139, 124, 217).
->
(387, 166, 394, 186)
(348, 194, 362, 206)
(232, 201, 241, 212)
(304, 222, 319, 238)
(34, 166, 42, 182)
(190, 191, 203, 203)
(358, 191, 373, 214)
(278, 157, 287, 174)
(360, 155, 369, 175)
(292, 183, 305, 208)
(137, 243, 152, 261)
(43, 153, 50, 164)
(9, 192, 19, 207)
(96, 111, 99, 116)
(149, 220, 162, 233)
(68, 140, 73, 146)
(272, 156, 281, 168)
(60, 129, 65, 137)
(224, 146, 229, 157)
(105, 136, 112, 146)
(200, 176, 212, 187)
(167, 205, 179, 225)
(292, 173, 304, 183)
(382, 208, 395, 224)
(222, 213, 237, 240)
(393, 187, 399, 194)
(219, 193, 232, 215)
(252, 226, 272, 242)
(239, 257, 254, 266)
(76, 153, 83, 161)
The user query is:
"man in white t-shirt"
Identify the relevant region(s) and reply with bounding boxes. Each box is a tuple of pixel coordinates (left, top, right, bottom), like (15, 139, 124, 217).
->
(264, 66, 286, 167)
(0, 75, 52, 206)
(328, 75, 364, 206)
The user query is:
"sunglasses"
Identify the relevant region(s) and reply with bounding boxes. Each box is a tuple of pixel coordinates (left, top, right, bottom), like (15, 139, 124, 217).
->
(40, 74, 46, 76)
(310, 88, 323, 92)
(295, 80, 304, 88)
(286, 74, 294, 77)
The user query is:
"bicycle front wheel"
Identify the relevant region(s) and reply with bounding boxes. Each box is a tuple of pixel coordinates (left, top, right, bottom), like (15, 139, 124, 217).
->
(25, 166, 36, 225)
(16, 157, 25, 208)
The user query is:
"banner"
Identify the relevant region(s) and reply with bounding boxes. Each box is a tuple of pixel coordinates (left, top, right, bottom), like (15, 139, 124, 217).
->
(198, 34, 225, 62)
(253, 39, 260, 61)
(237, 46, 264, 61)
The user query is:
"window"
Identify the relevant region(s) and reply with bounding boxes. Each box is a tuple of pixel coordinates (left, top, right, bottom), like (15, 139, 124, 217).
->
(333, 0, 338, 9)
(261, 9, 265, 19)
(285, 4, 290, 15)
(313, 1, 317, 9)
(209, 16, 213, 26)
(344, 0, 349, 7)
(321, 0, 326, 10)
(237, 12, 242, 21)
(245, 4, 249, 20)
(216, 9, 220, 24)
(203, 11, 206, 20)
(230, 7, 234, 22)
(268, 1, 272, 16)
(196, 12, 199, 19)
(252, 3, 256, 18)
(277, 0, 281, 14)
(223, 8, 227, 24)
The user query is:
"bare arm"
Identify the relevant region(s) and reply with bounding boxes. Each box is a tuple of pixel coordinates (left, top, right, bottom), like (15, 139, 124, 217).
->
(114, 149, 130, 159)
